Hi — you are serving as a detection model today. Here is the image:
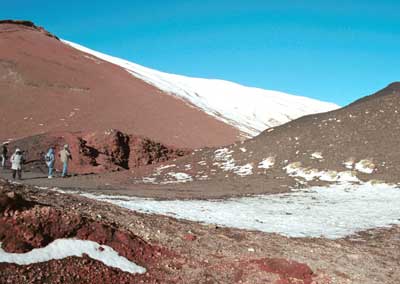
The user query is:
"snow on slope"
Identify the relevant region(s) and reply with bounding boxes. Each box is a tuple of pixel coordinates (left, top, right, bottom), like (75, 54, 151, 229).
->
(63, 40, 339, 136)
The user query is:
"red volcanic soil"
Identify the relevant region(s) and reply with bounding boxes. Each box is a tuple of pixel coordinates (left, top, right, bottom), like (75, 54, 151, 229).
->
(0, 189, 176, 283)
(0, 21, 241, 148)
(7, 129, 189, 174)
(0, 182, 325, 284)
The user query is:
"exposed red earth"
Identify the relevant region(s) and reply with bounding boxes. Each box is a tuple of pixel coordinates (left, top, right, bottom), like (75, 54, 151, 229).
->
(0, 21, 241, 148)
(6, 129, 189, 174)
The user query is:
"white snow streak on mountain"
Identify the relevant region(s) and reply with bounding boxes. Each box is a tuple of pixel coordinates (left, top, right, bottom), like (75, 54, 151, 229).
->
(63, 40, 339, 136)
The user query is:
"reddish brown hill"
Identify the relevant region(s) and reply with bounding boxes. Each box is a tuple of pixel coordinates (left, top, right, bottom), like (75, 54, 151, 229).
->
(0, 21, 240, 148)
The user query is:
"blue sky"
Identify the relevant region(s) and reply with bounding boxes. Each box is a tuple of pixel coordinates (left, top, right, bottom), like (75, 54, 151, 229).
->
(2, 1, 399, 106)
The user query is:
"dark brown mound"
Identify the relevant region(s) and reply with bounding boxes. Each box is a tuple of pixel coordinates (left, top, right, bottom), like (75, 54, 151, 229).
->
(122, 82, 400, 197)
(0, 21, 241, 148)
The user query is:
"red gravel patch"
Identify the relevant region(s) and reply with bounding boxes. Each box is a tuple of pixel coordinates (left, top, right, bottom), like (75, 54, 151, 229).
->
(0, 189, 178, 283)
(251, 258, 314, 284)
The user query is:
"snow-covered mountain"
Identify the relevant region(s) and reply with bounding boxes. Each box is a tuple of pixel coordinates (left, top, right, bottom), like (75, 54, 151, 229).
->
(63, 40, 339, 137)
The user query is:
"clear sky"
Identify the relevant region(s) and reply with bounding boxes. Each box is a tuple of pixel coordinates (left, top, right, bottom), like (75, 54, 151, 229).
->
(2, 1, 399, 106)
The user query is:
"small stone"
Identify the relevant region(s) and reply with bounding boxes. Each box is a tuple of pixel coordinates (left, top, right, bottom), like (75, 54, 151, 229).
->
(183, 234, 197, 241)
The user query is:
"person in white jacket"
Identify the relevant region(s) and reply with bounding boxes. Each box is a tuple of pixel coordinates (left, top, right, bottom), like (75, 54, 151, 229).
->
(10, 148, 24, 180)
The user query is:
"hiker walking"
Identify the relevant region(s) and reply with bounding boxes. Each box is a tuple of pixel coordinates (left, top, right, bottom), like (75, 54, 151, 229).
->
(45, 147, 55, 178)
(59, 144, 72, 177)
(10, 148, 24, 180)
(1, 142, 8, 168)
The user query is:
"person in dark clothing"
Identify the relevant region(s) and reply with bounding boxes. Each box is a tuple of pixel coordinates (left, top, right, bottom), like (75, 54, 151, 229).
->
(1, 143, 8, 168)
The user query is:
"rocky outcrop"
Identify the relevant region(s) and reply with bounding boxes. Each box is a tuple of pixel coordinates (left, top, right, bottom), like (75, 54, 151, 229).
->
(0, 20, 59, 40)
(7, 129, 189, 174)
(129, 136, 188, 168)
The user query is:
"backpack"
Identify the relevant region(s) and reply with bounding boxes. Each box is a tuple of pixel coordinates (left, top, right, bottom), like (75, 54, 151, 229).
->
(45, 154, 51, 162)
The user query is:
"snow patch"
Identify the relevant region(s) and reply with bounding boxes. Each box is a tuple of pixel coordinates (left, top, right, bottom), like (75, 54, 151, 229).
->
(343, 159, 354, 170)
(311, 152, 323, 160)
(155, 164, 176, 173)
(213, 148, 236, 171)
(0, 239, 146, 274)
(258, 157, 275, 169)
(142, 177, 157, 184)
(213, 148, 254, 176)
(284, 162, 359, 183)
(355, 160, 375, 174)
(234, 163, 253, 176)
(161, 172, 193, 184)
(79, 183, 400, 239)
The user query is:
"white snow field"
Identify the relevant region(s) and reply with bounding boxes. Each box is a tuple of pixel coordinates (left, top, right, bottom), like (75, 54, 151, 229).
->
(0, 239, 146, 274)
(78, 183, 400, 239)
(63, 40, 339, 136)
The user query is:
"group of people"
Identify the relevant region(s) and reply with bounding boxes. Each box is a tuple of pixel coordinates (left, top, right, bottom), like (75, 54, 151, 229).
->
(1, 142, 72, 180)
(44, 144, 73, 178)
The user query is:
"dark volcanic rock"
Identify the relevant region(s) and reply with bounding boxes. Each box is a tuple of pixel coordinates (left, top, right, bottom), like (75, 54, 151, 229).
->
(0, 190, 36, 214)
(0, 19, 59, 39)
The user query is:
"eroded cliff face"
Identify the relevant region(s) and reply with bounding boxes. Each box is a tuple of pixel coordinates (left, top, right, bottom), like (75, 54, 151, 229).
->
(7, 129, 189, 174)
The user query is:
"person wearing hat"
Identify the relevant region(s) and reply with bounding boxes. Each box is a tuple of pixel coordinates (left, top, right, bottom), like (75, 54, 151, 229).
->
(10, 148, 24, 180)
(1, 142, 8, 168)
(59, 144, 72, 177)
